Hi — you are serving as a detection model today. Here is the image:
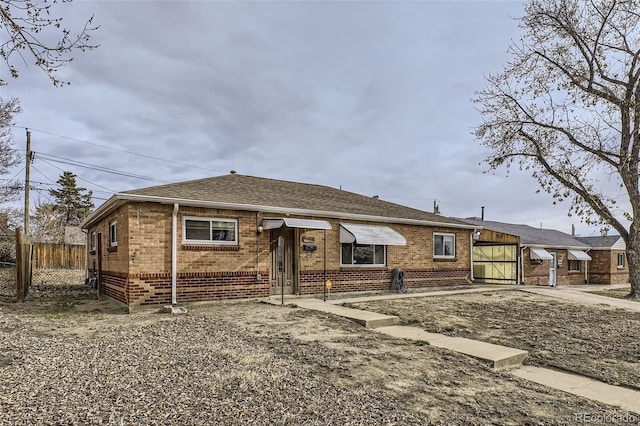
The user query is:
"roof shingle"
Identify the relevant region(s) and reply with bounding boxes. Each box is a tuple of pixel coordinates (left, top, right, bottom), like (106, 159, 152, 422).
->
(121, 174, 470, 225)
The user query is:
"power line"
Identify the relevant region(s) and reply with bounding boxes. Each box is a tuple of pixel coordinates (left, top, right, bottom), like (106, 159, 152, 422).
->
(37, 157, 116, 193)
(35, 152, 167, 183)
(13, 125, 223, 174)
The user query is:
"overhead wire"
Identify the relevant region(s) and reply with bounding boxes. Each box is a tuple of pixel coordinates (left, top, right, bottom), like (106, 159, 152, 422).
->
(13, 126, 223, 174)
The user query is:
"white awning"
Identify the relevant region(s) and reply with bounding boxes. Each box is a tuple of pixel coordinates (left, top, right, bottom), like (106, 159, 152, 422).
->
(567, 250, 592, 261)
(339, 223, 406, 246)
(262, 218, 332, 230)
(530, 248, 553, 261)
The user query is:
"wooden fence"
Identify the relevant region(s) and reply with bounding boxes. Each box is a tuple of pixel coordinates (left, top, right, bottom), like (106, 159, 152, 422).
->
(31, 242, 86, 270)
(14, 233, 87, 302)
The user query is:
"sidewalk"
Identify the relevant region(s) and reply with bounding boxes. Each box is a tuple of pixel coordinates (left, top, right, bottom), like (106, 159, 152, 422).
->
(520, 286, 640, 312)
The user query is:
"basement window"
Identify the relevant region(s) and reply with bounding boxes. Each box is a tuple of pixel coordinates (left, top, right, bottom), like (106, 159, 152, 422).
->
(184, 217, 237, 244)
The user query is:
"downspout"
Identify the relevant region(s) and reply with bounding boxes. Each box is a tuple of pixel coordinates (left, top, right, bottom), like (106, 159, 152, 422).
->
(585, 249, 590, 284)
(256, 212, 262, 281)
(83, 229, 89, 280)
(172, 203, 179, 306)
(469, 231, 475, 282)
(519, 246, 525, 285)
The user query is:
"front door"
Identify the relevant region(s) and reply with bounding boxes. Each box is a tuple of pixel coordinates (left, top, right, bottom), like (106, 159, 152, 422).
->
(270, 228, 296, 295)
(548, 252, 557, 286)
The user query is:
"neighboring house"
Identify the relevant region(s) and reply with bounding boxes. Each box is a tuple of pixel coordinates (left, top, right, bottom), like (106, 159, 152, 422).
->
(464, 219, 593, 286)
(575, 235, 629, 285)
(80, 173, 480, 308)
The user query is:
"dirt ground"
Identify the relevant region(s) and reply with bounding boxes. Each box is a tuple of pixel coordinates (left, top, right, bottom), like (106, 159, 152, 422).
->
(0, 280, 637, 425)
(351, 289, 640, 390)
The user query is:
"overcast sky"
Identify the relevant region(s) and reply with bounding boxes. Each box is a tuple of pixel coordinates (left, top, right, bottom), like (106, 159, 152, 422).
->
(1, 0, 609, 236)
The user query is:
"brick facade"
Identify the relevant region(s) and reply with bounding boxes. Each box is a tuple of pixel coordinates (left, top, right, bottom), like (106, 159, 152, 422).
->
(522, 248, 588, 286)
(587, 249, 629, 284)
(86, 203, 473, 307)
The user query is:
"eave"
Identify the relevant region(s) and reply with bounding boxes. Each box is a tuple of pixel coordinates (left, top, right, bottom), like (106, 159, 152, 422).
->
(81, 193, 481, 231)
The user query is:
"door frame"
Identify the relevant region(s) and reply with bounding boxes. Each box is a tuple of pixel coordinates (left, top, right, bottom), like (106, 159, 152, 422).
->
(269, 228, 298, 296)
(548, 252, 557, 286)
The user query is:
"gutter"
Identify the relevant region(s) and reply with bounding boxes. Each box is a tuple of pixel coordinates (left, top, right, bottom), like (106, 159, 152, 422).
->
(172, 203, 179, 306)
(81, 193, 481, 231)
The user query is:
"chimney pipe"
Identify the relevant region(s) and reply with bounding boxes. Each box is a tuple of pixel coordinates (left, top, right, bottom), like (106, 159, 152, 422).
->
(481, 206, 485, 221)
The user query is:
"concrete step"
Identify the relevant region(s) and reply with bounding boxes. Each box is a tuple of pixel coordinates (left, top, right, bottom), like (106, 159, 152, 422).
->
(375, 325, 528, 369)
(512, 366, 640, 415)
(293, 299, 399, 328)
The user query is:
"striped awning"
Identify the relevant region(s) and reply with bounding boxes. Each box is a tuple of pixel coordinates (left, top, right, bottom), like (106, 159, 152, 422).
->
(567, 250, 592, 261)
(339, 223, 406, 246)
(530, 248, 553, 261)
(262, 218, 332, 230)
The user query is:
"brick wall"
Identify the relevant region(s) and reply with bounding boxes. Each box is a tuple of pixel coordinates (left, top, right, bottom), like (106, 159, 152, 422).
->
(588, 249, 629, 284)
(87, 203, 474, 306)
(299, 267, 470, 295)
(523, 248, 587, 286)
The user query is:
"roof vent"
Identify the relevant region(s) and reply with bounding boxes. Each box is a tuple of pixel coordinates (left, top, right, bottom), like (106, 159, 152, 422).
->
(230, 170, 237, 174)
(372, 195, 379, 199)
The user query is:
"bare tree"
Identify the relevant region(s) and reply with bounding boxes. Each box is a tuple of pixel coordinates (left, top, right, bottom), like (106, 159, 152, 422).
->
(0, 0, 98, 87)
(0, 96, 21, 203)
(30, 201, 64, 243)
(474, 0, 640, 298)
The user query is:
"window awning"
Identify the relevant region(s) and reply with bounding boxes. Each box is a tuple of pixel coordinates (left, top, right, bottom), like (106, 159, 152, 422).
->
(530, 248, 553, 261)
(262, 218, 332, 230)
(339, 223, 406, 246)
(567, 250, 592, 261)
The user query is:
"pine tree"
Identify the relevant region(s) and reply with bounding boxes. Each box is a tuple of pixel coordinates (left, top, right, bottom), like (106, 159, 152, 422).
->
(49, 172, 94, 226)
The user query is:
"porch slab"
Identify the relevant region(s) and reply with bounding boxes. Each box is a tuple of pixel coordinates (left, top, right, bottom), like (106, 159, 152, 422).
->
(291, 299, 400, 328)
(375, 325, 528, 369)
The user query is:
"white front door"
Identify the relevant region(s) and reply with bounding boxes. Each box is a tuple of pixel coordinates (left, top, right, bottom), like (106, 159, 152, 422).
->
(548, 252, 557, 286)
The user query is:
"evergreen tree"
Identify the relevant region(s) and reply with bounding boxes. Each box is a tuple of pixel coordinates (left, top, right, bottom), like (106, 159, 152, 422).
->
(49, 172, 94, 226)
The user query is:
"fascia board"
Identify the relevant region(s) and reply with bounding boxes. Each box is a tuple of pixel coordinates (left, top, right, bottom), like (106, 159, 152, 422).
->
(524, 244, 591, 251)
(87, 193, 481, 230)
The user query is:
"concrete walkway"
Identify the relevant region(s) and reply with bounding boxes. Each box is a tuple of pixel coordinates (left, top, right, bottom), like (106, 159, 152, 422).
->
(375, 325, 528, 369)
(520, 286, 640, 312)
(264, 285, 640, 415)
(513, 366, 640, 414)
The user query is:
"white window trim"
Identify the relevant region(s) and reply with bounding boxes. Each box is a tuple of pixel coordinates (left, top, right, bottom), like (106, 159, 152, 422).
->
(433, 232, 456, 258)
(340, 243, 386, 267)
(109, 221, 117, 247)
(568, 259, 581, 272)
(617, 253, 626, 269)
(183, 216, 238, 245)
(91, 232, 96, 251)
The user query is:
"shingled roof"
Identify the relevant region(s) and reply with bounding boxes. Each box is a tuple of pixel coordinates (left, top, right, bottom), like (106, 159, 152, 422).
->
(83, 174, 475, 228)
(575, 235, 625, 249)
(462, 219, 589, 249)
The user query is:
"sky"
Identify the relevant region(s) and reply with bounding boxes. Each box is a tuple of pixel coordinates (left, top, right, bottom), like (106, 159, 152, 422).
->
(0, 0, 611, 236)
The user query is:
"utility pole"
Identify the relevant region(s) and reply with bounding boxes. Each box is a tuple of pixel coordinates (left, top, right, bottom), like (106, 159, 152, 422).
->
(24, 129, 31, 236)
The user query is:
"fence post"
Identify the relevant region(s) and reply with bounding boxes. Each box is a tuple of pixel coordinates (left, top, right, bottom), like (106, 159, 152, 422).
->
(15, 227, 31, 302)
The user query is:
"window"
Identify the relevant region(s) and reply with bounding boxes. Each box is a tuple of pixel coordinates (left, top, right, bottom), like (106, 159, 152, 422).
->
(617, 253, 626, 268)
(568, 259, 581, 271)
(341, 243, 385, 266)
(434, 233, 455, 258)
(91, 232, 96, 251)
(184, 217, 237, 244)
(109, 221, 117, 246)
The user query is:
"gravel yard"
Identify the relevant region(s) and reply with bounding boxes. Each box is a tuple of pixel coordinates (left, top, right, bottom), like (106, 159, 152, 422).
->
(0, 280, 636, 425)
